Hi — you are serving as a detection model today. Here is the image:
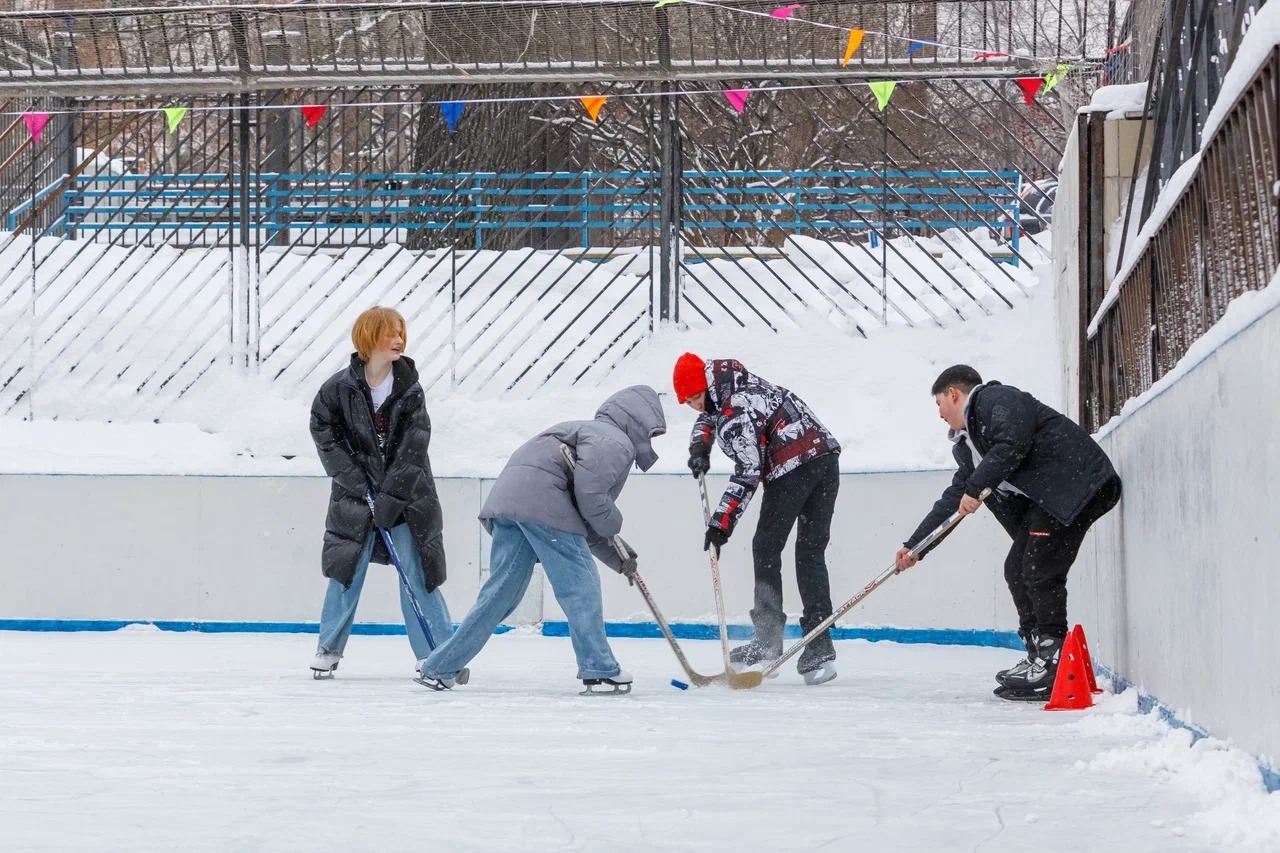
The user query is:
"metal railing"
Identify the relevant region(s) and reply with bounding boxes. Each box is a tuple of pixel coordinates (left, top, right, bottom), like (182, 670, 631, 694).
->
(1083, 48, 1279, 430)
(0, 0, 1116, 94)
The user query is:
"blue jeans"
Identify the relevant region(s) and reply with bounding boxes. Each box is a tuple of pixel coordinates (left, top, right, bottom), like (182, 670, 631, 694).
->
(420, 518, 620, 681)
(316, 524, 454, 663)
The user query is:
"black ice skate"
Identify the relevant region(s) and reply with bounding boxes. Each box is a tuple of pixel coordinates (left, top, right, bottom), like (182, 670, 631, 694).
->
(995, 630, 1037, 686)
(580, 671, 633, 696)
(310, 650, 341, 679)
(414, 667, 470, 691)
(797, 632, 838, 685)
(996, 633, 1064, 697)
(729, 638, 782, 671)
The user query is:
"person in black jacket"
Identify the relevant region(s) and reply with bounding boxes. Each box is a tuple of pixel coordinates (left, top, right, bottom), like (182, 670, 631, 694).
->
(307, 307, 454, 680)
(894, 365, 1121, 700)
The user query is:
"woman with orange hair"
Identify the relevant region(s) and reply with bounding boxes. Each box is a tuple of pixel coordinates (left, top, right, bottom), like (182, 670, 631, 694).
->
(307, 306, 454, 681)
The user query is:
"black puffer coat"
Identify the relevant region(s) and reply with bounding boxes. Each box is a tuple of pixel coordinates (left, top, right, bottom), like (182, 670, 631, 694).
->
(309, 354, 445, 591)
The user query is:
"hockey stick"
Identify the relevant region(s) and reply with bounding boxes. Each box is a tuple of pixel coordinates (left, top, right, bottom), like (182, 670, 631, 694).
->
(696, 473, 754, 688)
(758, 488, 993, 681)
(559, 444, 753, 689)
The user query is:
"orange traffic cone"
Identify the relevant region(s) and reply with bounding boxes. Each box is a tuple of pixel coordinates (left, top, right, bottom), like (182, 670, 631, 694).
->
(1043, 631, 1093, 711)
(1071, 624, 1103, 695)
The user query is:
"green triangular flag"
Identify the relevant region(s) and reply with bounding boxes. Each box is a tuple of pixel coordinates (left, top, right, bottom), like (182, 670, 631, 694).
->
(162, 107, 189, 134)
(867, 81, 897, 111)
(1043, 63, 1072, 95)
(653, 0, 681, 7)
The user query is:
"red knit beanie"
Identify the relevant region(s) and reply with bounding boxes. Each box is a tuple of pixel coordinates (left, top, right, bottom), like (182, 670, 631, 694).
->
(672, 352, 709, 404)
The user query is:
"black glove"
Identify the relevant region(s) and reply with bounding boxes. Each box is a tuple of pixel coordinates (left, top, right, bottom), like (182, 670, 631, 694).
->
(372, 493, 402, 530)
(704, 526, 730, 555)
(688, 451, 711, 478)
(614, 538, 638, 586)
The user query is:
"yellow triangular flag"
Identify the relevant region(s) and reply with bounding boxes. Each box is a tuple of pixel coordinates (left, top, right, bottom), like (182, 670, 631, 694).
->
(867, 81, 896, 111)
(1043, 62, 1072, 95)
(842, 30, 865, 67)
(653, 0, 681, 7)
(162, 107, 188, 134)
(580, 96, 608, 122)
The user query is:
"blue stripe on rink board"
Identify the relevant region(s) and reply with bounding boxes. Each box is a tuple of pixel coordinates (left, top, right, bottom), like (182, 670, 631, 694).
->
(0, 618, 1022, 649)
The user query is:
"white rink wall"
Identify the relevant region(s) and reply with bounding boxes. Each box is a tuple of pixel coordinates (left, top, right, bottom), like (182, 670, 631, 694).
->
(0, 470, 1017, 635)
(1072, 291, 1280, 767)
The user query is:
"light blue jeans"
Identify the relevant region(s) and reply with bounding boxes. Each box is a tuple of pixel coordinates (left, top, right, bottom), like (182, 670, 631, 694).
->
(420, 518, 620, 682)
(316, 523, 453, 663)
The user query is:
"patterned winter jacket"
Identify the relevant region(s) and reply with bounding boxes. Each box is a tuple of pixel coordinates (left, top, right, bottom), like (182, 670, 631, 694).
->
(690, 359, 840, 535)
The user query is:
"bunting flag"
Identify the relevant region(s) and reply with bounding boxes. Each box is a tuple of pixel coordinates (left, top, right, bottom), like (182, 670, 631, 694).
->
(299, 104, 328, 128)
(841, 29, 865, 67)
(653, 0, 681, 7)
(972, 51, 1007, 61)
(1042, 62, 1072, 95)
(906, 41, 926, 55)
(580, 96, 608, 122)
(867, 81, 896, 111)
(162, 107, 188, 133)
(723, 89, 749, 113)
(22, 112, 51, 143)
(770, 4, 803, 18)
(441, 101, 464, 132)
(1015, 77, 1044, 105)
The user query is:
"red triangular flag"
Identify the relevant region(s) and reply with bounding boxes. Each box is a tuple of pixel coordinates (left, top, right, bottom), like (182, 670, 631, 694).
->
(1015, 77, 1043, 105)
(23, 112, 51, 143)
(300, 104, 328, 128)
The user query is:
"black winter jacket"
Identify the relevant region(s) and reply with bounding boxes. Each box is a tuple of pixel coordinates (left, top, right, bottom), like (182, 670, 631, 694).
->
(905, 382, 1118, 553)
(310, 354, 446, 591)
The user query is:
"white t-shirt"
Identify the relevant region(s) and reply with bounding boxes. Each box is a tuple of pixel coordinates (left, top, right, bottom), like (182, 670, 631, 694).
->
(369, 371, 394, 411)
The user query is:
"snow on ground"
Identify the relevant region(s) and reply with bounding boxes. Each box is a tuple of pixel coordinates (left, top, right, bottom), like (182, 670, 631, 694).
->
(2, 631, 1277, 852)
(0, 233, 1057, 478)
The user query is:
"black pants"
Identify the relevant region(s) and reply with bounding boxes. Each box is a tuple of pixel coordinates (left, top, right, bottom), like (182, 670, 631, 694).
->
(1003, 476, 1122, 638)
(749, 454, 839, 645)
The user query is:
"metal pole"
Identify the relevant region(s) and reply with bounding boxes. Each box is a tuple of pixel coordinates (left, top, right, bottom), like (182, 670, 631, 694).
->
(657, 8, 678, 324)
(238, 94, 252, 371)
(881, 111, 889, 326)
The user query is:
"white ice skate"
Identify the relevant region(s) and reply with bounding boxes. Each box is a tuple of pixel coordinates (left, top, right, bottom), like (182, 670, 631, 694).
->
(580, 670, 633, 696)
(414, 666, 470, 691)
(310, 650, 341, 679)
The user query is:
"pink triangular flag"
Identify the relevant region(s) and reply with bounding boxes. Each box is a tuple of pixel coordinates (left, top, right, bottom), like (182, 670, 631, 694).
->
(771, 4, 803, 18)
(23, 112, 51, 143)
(300, 104, 328, 128)
(1015, 77, 1044, 105)
(723, 89, 749, 113)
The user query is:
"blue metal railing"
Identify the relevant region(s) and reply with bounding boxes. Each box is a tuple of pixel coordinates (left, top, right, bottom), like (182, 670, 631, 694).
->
(46, 168, 1023, 260)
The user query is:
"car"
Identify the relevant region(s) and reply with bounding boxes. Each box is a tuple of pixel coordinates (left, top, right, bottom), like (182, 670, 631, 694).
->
(1019, 178, 1057, 235)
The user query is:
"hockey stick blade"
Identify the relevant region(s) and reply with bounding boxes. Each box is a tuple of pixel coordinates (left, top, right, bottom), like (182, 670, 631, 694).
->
(759, 489, 991, 681)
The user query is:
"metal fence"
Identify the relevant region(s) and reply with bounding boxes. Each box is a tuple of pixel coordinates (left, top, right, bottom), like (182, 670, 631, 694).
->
(1083, 48, 1279, 430)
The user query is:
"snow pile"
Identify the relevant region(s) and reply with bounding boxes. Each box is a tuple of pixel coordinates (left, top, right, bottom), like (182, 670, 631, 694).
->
(0, 231, 1056, 476)
(1079, 692, 1280, 851)
(1080, 81, 1149, 117)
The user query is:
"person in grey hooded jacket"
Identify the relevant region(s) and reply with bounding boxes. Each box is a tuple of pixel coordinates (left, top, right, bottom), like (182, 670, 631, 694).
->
(417, 385, 667, 693)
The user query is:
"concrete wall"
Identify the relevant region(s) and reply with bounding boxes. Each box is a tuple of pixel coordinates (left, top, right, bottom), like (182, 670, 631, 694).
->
(0, 470, 1017, 633)
(1072, 298, 1280, 765)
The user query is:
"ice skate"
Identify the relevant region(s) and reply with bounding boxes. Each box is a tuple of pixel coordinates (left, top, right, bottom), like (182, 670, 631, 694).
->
(997, 633, 1064, 693)
(310, 650, 341, 679)
(414, 666, 469, 691)
(995, 630, 1037, 685)
(797, 630, 837, 685)
(729, 638, 782, 672)
(580, 670, 633, 696)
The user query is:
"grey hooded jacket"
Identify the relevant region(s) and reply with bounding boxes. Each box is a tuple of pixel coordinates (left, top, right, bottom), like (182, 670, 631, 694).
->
(478, 385, 666, 571)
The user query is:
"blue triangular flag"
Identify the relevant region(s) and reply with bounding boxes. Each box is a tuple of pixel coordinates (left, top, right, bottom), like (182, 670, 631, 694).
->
(441, 101, 464, 133)
(907, 40, 926, 55)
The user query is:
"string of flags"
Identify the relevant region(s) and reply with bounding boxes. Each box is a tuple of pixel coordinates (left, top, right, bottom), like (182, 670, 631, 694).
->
(9, 1, 1082, 142)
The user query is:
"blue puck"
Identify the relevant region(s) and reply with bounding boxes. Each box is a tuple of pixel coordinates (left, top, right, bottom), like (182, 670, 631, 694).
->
(671, 679, 689, 690)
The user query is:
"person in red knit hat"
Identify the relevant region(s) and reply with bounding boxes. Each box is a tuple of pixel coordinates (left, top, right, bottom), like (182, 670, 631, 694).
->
(673, 352, 842, 685)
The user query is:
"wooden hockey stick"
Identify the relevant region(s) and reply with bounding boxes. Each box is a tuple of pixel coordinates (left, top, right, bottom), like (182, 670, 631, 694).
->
(758, 488, 993, 681)
(697, 474, 763, 689)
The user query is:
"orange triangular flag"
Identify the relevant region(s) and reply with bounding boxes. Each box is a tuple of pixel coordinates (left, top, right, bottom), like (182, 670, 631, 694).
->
(1015, 77, 1044, 105)
(580, 96, 608, 122)
(300, 104, 328, 128)
(842, 30, 865, 67)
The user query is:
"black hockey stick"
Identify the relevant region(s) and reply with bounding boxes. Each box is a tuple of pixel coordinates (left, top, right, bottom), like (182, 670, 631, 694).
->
(759, 488, 993, 681)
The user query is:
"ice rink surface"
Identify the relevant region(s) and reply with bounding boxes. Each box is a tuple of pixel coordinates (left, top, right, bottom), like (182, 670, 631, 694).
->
(3, 630, 1277, 852)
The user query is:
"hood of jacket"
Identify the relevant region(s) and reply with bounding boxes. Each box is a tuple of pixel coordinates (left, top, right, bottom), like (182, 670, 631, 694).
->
(594, 385, 666, 471)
